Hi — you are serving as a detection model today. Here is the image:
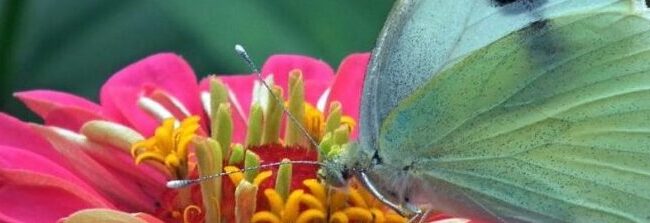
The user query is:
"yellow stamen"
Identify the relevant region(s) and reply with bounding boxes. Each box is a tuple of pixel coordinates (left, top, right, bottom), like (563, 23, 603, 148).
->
(303, 102, 324, 141)
(281, 190, 304, 222)
(344, 207, 373, 222)
(164, 153, 181, 168)
(302, 179, 326, 204)
(177, 117, 201, 157)
(130, 116, 200, 177)
(252, 211, 281, 223)
(299, 194, 325, 212)
(385, 214, 408, 223)
(264, 189, 284, 216)
(302, 102, 357, 144)
(295, 209, 326, 223)
(349, 188, 369, 208)
(340, 116, 356, 133)
(256, 178, 407, 223)
(370, 208, 386, 223)
(133, 151, 166, 164)
(182, 205, 201, 223)
(358, 183, 382, 207)
(330, 190, 348, 214)
(225, 166, 244, 185)
(253, 170, 273, 186)
(330, 212, 349, 223)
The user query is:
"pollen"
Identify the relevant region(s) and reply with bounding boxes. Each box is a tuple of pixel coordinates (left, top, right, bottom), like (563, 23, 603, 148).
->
(252, 179, 407, 223)
(131, 116, 200, 178)
(303, 102, 325, 141)
(340, 116, 356, 133)
(224, 165, 273, 187)
(303, 102, 356, 143)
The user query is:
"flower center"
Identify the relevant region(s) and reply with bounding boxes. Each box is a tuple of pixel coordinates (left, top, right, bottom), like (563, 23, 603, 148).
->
(127, 72, 398, 223)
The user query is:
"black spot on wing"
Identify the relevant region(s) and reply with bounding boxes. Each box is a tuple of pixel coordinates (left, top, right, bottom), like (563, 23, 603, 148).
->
(519, 18, 566, 72)
(491, 0, 548, 14)
(492, 0, 545, 7)
(492, 0, 519, 6)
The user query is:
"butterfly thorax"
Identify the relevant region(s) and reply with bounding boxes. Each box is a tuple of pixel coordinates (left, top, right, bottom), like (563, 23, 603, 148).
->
(319, 142, 372, 187)
(320, 142, 428, 214)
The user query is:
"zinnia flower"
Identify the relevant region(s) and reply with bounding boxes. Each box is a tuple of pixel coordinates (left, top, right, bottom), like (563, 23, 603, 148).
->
(1, 52, 470, 223)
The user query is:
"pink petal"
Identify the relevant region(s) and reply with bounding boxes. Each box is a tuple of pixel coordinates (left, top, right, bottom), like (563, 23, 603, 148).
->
(260, 54, 334, 103)
(80, 142, 166, 201)
(230, 108, 248, 143)
(0, 113, 69, 167)
(103, 86, 159, 136)
(45, 106, 106, 132)
(14, 90, 102, 121)
(0, 169, 112, 223)
(31, 125, 157, 212)
(327, 53, 370, 138)
(304, 80, 330, 106)
(100, 53, 203, 136)
(0, 145, 105, 200)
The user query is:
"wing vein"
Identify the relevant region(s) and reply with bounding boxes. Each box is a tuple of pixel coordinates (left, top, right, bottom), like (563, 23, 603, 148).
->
(430, 13, 606, 145)
(431, 165, 643, 222)
(435, 21, 650, 147)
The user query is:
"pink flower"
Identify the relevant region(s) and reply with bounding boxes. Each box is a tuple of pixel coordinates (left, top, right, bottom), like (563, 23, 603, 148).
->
(0, 52, 370, 222)
(199, 53, 370, 142)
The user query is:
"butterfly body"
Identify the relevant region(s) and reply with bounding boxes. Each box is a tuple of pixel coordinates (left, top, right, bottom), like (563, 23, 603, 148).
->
(322, 0, 650, 222)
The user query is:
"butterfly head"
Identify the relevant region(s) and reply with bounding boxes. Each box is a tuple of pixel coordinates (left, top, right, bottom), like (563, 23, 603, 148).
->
(318, 142, 373, 188)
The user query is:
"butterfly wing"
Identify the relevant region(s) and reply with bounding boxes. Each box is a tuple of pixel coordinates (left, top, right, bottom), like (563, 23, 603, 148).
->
(360, 0, 625, 157)
(359, 0, 619, 157)
(364, 0, 650, 222)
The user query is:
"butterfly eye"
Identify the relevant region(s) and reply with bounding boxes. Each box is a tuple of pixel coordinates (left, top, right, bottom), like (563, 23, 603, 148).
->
(340, 167, 351, 180)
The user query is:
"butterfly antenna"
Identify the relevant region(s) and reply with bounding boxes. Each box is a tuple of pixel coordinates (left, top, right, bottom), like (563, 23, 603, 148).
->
(165, 45, 327, 189)
(234, 44, 322, 150)
(167, 160, 324, 188)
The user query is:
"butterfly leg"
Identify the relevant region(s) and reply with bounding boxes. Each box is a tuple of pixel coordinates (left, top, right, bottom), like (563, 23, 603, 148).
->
(356, 171, 421, 218)
(407, 208, 433, 223)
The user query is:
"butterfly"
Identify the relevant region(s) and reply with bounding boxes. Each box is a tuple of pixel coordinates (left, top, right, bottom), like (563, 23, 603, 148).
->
(320, 0, 650, 222)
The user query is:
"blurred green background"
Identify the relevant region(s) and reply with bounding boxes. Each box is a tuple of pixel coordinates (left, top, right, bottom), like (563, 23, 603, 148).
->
(0, 0, 393, 121)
